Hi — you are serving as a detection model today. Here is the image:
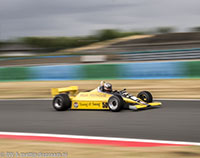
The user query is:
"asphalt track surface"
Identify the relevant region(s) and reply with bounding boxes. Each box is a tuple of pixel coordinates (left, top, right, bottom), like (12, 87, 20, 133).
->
(0, 100, 200, 142)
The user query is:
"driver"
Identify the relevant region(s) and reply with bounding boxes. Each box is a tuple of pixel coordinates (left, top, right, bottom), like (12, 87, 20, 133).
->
(99, 81, 113, 93)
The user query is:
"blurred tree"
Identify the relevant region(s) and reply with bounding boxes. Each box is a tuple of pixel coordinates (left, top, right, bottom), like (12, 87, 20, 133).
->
(191, 27, 200, 32)
(156, 27, 175, 34)
(96, 29, 121, 41)
(95, 29, 144, 41)
(0, 41, 6, 48)
(20, 29, 145, 51)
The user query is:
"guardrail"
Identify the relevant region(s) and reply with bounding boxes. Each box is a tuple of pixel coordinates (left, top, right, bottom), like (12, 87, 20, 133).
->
(0, 55, 76, 61)
(0, 61, 200, 81)
(1, 48, 200, 63)
(118, 48, 200, 61)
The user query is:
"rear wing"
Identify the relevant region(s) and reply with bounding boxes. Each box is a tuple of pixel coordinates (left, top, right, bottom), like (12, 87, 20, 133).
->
(51, 86, 78, 97)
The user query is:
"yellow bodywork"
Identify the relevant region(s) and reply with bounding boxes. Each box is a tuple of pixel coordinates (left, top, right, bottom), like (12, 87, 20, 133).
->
(51, 86, 162, 110)
(51, 86, 79, 97)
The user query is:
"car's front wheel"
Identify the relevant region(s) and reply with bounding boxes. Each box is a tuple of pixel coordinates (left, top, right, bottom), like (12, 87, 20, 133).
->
(137, 91, 153, 103)
(53, 94, 71, 111)
(108, 95, 123, 112)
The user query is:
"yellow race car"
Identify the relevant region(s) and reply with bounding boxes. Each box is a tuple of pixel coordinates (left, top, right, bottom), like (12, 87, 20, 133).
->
(51, 84, 161, 112)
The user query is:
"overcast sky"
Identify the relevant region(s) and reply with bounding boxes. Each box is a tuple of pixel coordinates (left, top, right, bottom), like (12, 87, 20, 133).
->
(0, 0, 200, 39)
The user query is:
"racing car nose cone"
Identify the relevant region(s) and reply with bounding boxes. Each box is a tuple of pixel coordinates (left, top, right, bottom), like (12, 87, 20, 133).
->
(129, 105, 137, 110)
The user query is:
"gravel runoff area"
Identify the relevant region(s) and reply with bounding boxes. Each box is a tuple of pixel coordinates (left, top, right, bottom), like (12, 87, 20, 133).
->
(0, 79, 200, 99)
(0, 139, 200, 158)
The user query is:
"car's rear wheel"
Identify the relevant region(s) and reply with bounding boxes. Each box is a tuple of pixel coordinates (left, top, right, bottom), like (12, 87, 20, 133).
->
(108, 95, 123, 112)
(137, 91, 153, 103)
(53, 94, 71, 111)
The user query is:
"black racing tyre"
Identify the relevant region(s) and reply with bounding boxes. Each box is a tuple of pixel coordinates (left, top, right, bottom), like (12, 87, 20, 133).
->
(108, 95, 124, 112)
(53, 94, 71, 111)
(137, 91, 153, 103)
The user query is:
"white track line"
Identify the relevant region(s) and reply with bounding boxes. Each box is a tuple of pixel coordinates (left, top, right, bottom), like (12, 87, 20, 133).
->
(0, 98, 52, 101)
(156, 98, 200, 101)
(0, 131, 200, 146)
(0, 98, 200, 101)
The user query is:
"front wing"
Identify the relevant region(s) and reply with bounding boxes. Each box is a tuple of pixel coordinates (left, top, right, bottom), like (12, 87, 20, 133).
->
(131, 102, 162, 110)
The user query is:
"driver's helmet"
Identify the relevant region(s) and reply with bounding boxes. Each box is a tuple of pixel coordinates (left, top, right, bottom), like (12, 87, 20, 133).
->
(104, 83, 112, 92)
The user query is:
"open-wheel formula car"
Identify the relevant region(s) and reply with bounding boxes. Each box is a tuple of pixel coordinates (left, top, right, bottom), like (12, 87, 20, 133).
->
(51, 84, 162, 112)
